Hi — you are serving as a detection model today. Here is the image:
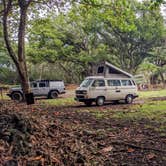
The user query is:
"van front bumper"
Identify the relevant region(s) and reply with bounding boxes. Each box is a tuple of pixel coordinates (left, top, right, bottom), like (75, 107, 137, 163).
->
(74, 98, 95, 102)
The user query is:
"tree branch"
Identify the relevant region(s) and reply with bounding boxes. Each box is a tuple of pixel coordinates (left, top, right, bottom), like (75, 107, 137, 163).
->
(2, 0, 19, 67)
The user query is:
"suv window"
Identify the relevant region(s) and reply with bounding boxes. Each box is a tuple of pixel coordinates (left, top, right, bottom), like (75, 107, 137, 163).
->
(121, 80, 132, 86)
(31, 82, 37, 88)
(107, 80, 121, 86)
(39, 82, 46, 87)
(92, 79, 105, 87)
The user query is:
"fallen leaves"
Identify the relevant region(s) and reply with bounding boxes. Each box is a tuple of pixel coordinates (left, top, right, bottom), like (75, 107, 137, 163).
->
(127, 148, 135, 153)
(28, 156, 43, 161)
(146, 153, 155, 160)
(101, 146, 113, 153)
(0, 101, 165, 165)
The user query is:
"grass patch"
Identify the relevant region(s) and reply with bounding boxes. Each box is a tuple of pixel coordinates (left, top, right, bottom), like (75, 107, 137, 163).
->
(113, 100, 166, 124)
(138, 89, 166, 98)
(0, 92, 10, 100)
(41, 97, 76, 106)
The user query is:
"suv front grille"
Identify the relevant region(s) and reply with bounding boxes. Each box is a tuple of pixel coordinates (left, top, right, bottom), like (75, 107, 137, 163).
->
(76, 95, 85, 99)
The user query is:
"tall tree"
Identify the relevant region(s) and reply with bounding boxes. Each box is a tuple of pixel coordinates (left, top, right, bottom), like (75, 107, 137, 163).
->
(0, 0, 71, 103)
(1, 0, 35, 103)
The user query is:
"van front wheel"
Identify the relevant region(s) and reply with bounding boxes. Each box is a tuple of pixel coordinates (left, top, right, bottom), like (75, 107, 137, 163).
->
(96, 97, 105, 106)
(125, 95, 133, 104)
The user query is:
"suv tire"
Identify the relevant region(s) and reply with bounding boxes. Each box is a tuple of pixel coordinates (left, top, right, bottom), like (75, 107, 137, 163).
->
(84, 101, 92, 106)
(96, 97, 105, 106)
(11, 92, 23, 102)
(125, 95, 133, 104)
(49, 91, 58, 99)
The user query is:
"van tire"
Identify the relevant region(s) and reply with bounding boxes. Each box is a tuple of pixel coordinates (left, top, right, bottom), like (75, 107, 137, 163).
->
(96, 97, 105, 106)
(49, 91, 58, 99)
(84, 101, 92, 106)
(11, 92, 23, 102)
(125, 95, 133, 104)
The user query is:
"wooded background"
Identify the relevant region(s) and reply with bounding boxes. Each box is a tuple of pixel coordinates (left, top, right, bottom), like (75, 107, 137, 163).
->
(0, 0, 166, 86)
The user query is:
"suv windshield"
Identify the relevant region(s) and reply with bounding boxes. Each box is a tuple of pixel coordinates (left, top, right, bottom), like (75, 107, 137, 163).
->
(80, 79, 93, 88)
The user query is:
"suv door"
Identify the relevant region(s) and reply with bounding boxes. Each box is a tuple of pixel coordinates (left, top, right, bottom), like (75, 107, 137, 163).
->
(31, 82, 40, 96)
(107, 79, 122, 100)
(38, 82, 50, 95)
(89, 79, 106, 99)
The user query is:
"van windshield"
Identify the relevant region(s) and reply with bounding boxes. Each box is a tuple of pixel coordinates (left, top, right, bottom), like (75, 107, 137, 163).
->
(80, 79, 93, 88)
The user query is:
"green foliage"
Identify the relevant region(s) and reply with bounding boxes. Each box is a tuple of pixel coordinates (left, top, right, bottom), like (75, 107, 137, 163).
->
(0, 0, 165, 84)
(27, 0, 165, 83)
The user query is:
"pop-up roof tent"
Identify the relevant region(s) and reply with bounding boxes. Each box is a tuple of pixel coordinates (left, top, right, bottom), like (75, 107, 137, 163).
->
(91, 61, 133, 78)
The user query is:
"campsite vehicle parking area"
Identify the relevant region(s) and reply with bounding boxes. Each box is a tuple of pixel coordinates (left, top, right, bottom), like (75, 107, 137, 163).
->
(0, 89, 166, 165)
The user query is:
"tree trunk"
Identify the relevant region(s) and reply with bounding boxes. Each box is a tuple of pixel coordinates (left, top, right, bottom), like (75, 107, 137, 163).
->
(159, 72, 165, 88)
(2, 0, 34, 104)
(18, 6, 31, 96)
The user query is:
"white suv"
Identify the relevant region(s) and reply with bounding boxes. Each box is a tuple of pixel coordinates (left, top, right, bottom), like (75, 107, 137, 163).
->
(75, 76, 138, 106)
(7, 80, 65, 101)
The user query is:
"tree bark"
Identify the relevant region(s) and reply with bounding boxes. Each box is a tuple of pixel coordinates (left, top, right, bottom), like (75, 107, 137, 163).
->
(17, 4, 30, 96)
(159, 71, 165, 88)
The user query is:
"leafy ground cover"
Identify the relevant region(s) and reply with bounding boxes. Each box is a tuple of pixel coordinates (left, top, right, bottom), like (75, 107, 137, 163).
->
(0, 89, 166, 165)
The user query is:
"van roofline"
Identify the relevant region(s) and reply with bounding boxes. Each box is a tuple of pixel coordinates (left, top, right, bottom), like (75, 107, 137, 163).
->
(85, 76, 134, 79)
(105, 61, 133, 78)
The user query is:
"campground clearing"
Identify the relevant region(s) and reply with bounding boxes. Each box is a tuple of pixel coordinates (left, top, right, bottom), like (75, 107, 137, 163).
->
(0, 89, 166, 165)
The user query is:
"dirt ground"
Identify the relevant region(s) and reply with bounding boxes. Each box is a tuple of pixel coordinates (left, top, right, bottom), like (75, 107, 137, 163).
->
(0, 95, 165, 166)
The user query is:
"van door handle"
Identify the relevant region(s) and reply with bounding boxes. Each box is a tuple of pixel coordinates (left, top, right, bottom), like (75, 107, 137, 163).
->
(116, 90, 121, 92)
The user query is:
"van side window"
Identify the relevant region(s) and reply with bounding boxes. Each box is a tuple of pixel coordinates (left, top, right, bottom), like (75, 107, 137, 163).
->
(107, 80, 121, 86)
(121, 80, 132, 86)
(92, 80, 105, 87)
(132, 80, 136, 85)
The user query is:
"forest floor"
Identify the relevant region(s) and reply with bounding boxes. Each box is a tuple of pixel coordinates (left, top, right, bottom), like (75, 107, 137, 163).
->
(0, 89, 166, 166)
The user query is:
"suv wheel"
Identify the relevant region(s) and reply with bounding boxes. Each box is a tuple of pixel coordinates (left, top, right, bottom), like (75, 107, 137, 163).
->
(125, 95, 133, 104)
(84, 101, 92, 106)
(49, 91, 58, 99)
(96, 97, 105, 106)
(11, 92, 23, 102)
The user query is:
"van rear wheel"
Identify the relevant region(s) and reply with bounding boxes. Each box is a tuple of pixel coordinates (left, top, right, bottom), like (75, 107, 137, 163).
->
(125, 95, 133, 104)
(96, 97, 105, 106)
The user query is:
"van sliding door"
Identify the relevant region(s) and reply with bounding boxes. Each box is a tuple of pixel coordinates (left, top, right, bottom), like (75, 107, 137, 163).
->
(107, 80, 122, 100)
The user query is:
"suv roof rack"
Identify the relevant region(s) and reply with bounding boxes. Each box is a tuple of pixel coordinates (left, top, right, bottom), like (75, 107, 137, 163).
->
(34, 80, 63, 82)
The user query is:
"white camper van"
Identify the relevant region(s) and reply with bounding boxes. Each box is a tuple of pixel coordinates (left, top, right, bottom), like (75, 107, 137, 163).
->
(75, 61, 138, 106)
(75, 76, 138, 106)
